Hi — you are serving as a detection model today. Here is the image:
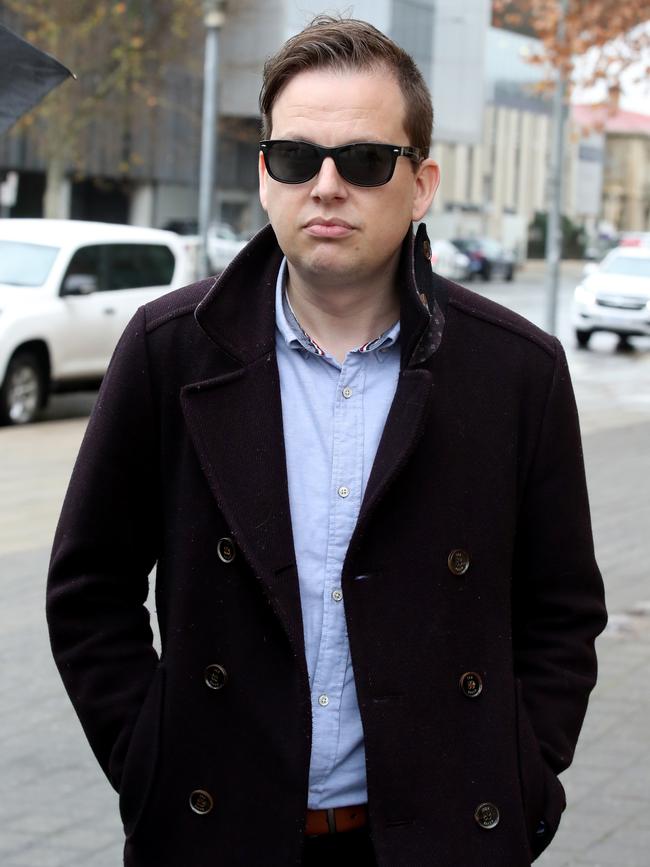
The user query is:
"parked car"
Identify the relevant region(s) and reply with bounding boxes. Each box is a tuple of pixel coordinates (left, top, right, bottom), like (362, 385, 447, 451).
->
(206, 223, 248, 274)
(0, 219, 194, 424)
(428, 239, 472, 282)
(572, 246, 650, 348)
(451, 237, 516, 281)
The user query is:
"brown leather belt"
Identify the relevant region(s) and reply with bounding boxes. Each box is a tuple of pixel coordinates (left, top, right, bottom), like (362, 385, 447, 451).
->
(305, 804, 368, 835)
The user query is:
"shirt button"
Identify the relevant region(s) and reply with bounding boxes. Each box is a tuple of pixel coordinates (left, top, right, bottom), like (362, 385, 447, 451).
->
(318, 694, 329, 707)
(338, 486, 350, 498)
(332, 588, 343, 602)
(342, 386, 353, 399)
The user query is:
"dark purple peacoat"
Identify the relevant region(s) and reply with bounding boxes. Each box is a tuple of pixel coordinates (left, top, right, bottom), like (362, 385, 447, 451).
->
(47, 224, 607, 866)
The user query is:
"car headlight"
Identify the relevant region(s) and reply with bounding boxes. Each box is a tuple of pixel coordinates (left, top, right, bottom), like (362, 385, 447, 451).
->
(574, 283, 595, 304)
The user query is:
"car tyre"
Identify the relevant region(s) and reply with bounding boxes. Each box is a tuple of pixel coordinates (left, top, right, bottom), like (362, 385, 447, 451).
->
(506, 265, 515, 282)
(575, 329, 592, 349)
(0, 350, 45, 425)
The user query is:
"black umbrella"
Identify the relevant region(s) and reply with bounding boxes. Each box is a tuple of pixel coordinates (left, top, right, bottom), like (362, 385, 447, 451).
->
(0, 22, 74, 135)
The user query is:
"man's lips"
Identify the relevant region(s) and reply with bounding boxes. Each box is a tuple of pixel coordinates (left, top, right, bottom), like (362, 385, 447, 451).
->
(303, 218, 355, 239)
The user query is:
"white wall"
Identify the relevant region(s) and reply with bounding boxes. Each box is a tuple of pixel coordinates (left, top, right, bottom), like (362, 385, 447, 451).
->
(431, 0, 490, 145)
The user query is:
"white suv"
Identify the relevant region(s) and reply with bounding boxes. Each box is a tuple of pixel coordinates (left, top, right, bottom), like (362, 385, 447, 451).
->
(0, 219, 195, 424)
(572, 246, 650, 348)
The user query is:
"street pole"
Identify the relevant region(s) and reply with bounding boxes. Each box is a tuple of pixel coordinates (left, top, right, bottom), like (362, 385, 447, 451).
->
(198, 1, 226, 279)
(545, 0, 568, 335)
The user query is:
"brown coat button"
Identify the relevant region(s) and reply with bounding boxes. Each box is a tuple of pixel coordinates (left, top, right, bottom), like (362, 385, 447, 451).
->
(459, 671, 483, 698)
(448, 548, 470, 575)
(474, 802, 500, 829)
(217, 537, 236, 563)
(190, 789, 214, 814)
(204, 664, 228, 690)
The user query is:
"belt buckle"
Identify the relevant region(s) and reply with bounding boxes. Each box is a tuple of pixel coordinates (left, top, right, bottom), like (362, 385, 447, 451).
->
(326, 807, 337, 833)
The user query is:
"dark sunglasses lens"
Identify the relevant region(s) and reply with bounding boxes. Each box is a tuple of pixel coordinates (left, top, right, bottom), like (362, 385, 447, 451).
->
(337, 144, 394, 186)
(266, 142, 320, 183)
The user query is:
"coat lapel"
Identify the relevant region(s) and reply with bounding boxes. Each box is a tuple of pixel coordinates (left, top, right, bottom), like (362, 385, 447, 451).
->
(181, 228, 306, 662)
(346, 367, 433, 570)
(180, 355, 306, 662)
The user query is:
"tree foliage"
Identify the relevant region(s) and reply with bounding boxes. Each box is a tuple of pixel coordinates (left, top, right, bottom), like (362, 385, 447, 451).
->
(493, 1, 650, 104)
(4, 0, 203, 175)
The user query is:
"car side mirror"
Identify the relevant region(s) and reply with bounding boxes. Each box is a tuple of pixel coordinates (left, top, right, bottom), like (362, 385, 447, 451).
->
(61, 273, 98, 296)
(581, 263, 598, 279)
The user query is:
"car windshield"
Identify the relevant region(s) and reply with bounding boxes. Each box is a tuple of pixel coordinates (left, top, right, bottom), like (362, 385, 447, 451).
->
(0, 240, 60, 286)
(601, 255, 650, 278)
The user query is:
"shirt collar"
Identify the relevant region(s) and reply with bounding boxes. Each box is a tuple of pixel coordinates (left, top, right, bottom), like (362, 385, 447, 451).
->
(274, 256, 400, 358)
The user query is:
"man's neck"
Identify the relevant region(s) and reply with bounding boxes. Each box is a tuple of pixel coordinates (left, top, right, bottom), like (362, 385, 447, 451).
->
(285, 266, 400, 365)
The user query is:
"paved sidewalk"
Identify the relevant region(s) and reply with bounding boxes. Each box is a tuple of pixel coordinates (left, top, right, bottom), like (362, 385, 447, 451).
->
(1, 268, 649, 865)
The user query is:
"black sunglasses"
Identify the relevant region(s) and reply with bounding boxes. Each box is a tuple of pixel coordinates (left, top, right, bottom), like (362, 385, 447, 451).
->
(260, 140, 423, 187)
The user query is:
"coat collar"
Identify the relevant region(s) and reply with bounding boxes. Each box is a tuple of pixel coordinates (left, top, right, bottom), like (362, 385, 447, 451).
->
(194, 222, 448, 368)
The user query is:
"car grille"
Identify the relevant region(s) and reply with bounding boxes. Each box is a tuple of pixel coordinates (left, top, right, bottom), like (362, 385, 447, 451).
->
(596, 295, 648, 310)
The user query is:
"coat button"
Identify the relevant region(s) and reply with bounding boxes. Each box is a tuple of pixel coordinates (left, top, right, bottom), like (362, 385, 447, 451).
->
(448, 548, 470, 575)
(217, 537, 236, 563)
(459, 671, 483, 698)
(204, 663, 228, 690)
(190, 789, 214, 814)
(474, 802, 500, 829)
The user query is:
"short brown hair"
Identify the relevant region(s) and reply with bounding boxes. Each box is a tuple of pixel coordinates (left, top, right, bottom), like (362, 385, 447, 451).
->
(259, 15, 433, 157)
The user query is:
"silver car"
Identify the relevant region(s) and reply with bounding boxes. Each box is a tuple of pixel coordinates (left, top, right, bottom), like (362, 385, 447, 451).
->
(572, 247, 650, 348)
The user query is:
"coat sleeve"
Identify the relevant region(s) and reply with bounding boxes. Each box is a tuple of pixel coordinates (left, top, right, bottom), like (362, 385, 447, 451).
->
(46, 305, 160, 791)
(512, 337, 607, 852)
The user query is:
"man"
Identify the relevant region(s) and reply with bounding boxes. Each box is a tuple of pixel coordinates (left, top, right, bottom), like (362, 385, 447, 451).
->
(47, 15, 607, 867)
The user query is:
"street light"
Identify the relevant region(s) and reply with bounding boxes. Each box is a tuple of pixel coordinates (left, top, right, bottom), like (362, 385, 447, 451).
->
(198, 0, 227, 278)
(545, 0, 569, 335)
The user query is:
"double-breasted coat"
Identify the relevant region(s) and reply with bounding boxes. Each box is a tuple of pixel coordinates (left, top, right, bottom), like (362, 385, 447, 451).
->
(47, 224, 607, 866)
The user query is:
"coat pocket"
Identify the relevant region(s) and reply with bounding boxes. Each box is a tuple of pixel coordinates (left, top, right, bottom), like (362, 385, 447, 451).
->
(118, 664, 166, 838)
(514, 678, 566, 861)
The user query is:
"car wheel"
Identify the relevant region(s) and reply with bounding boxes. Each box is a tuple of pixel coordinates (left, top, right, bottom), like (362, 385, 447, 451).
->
(506, 265, 515, 282)
(482, 264, 492, 282)
(0, 351, 45, 425)
(575, 329, 591, 349)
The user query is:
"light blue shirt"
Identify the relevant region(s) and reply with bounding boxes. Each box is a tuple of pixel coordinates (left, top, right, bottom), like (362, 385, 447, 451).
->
(274, 258, 401, 808)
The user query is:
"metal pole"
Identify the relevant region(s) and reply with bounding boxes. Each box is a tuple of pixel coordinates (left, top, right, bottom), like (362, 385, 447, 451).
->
(198, 1, 225, 279)
(545, 0, 568, 335)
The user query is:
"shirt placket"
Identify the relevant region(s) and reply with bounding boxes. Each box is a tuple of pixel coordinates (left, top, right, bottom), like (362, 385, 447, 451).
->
(308, 351, 366, 796)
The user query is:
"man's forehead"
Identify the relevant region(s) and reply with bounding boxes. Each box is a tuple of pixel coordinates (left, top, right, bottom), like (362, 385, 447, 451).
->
(270, 67, 407, 137)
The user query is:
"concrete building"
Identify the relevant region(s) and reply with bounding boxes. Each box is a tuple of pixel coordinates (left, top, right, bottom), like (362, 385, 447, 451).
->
(573, 105, 650, 233)
(426, 25, 606, 258)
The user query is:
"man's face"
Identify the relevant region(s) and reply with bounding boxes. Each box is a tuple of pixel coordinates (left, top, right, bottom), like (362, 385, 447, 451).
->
(259, 66, 439, 290)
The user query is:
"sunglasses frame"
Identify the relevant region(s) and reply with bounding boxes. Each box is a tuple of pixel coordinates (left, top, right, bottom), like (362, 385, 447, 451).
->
(259, 140, 423, 187)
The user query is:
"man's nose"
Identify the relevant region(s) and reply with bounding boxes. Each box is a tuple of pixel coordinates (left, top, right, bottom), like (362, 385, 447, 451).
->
(311, 156, 348, 199)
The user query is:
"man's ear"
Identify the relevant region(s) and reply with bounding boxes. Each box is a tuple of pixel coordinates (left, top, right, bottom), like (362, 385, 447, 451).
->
(412, 159, 440, 222)
(258, 150, 269, 212)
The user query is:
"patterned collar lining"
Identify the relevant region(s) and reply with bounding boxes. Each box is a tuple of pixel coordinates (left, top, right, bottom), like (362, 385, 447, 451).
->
(277, 258, 400, 358)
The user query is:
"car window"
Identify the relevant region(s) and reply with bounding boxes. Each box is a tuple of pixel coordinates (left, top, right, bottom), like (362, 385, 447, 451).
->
(0, 240, 60, 287)
(105, 244, 175, 291)
(63, 244, 106, 291)
(601, 255, 650, 278)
